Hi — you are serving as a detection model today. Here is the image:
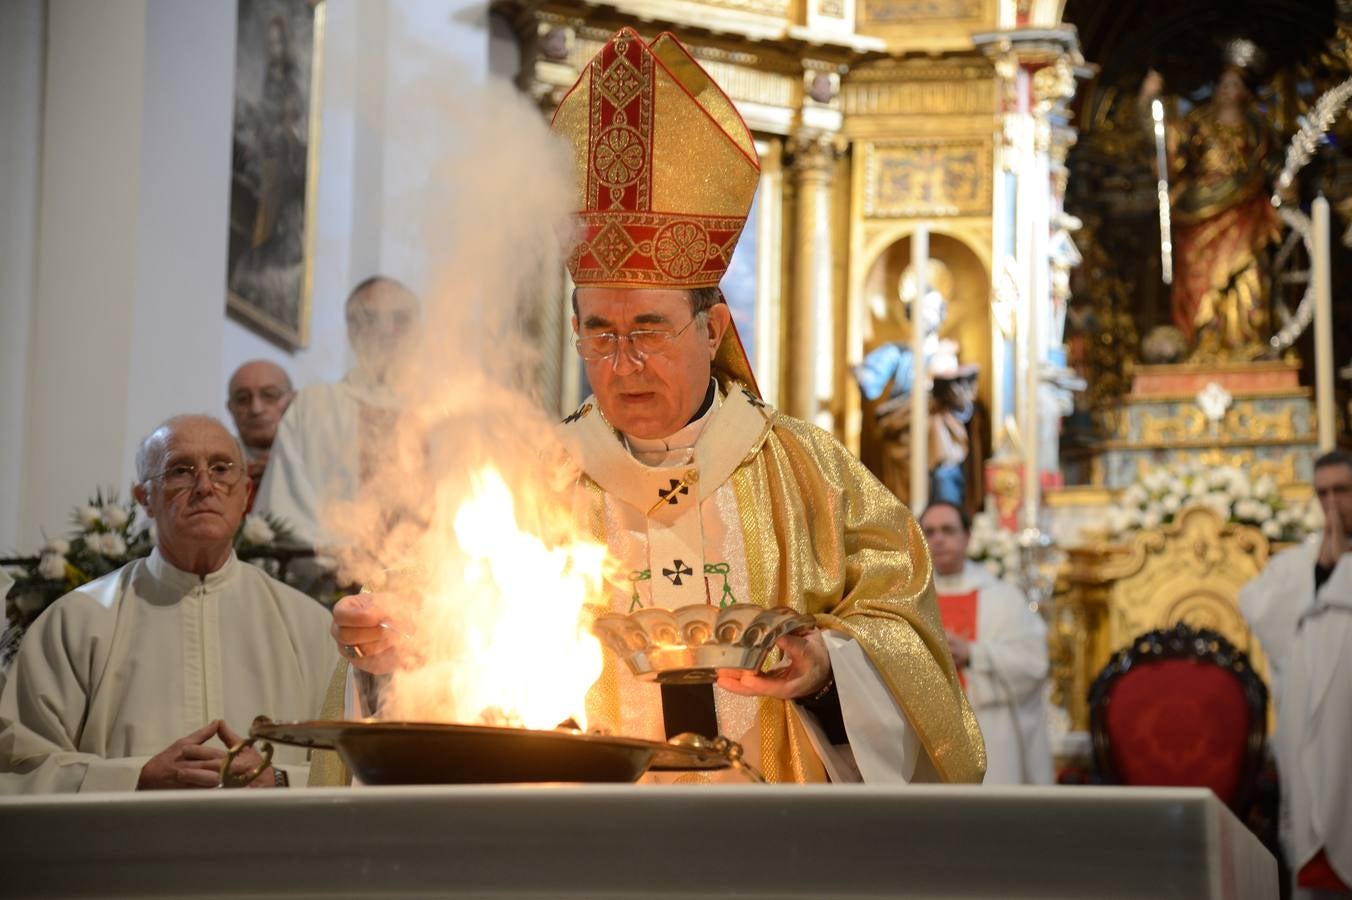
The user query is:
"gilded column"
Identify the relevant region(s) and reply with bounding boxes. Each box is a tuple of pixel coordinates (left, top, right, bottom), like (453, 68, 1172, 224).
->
(788, 132, 839, 429)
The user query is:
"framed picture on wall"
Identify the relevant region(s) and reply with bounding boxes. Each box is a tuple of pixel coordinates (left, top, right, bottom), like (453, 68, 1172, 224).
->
(224, 0, 325, 350)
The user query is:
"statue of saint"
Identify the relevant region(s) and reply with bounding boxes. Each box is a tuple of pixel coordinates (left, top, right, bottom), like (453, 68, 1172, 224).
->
(853, 260, 984, 509)
(1140, 62, 1281, 360)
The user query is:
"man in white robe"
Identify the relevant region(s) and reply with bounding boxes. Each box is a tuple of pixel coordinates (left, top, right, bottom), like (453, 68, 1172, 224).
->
(1240, 450, 1352, 897)
(0, 416, 335, 793)
(254, 277, 419, 550)
(324, 28, 984, 786)
(920, 502, 1054, 785)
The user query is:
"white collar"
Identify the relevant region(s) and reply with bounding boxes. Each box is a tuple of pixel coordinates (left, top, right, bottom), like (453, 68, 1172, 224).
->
(623, 381, 721, 466)
(145, 546, 239, 593)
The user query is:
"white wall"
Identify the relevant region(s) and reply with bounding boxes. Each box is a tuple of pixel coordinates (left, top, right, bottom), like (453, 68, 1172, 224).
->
(219, 0, 496, 391)
(0, 0, 45, 553)
(6, 0, 493, 553)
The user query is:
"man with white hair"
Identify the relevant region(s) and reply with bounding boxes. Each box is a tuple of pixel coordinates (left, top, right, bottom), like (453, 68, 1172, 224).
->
(0, 415, 334, 793)
(1241, 449, 1352, 896)
(254, 276, 420, 550)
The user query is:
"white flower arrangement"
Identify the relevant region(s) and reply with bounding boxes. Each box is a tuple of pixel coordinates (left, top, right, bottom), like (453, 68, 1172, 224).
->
(966, 511, 1024, 580)
(240, 514, 276, 546)
(1111, 461, 1320, 543)
(5, 493, 298, 664)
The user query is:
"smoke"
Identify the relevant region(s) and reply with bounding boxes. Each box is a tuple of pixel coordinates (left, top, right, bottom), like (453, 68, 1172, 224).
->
(322, 15, 603, 729)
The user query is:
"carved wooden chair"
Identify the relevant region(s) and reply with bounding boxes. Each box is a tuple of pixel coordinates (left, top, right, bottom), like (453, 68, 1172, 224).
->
(1088, 622, 1268, 816)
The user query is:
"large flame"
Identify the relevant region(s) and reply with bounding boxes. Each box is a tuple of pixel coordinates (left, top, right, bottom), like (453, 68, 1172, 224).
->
(378, 465, 606, 731)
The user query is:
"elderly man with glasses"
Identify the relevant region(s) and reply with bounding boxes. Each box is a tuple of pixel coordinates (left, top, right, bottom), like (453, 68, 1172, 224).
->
(328, 29, 984, 785)
(0, 415, 334, 793)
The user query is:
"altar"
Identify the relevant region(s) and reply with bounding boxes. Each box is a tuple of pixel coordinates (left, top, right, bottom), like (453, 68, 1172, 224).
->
(1, 785, 1276, 899)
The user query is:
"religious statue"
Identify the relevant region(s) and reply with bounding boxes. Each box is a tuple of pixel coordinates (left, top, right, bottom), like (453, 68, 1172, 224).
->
(853, 260, 985, 510)
(1140, 54, 1282, 360)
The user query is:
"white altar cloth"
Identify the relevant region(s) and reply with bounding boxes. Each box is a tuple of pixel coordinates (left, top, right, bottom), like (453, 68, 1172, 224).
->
(0, 785, 1275, 899)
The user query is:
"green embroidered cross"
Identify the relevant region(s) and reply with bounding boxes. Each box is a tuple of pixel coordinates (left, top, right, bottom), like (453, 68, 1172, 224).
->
(627, 564, 737, 610)
(628, 569, 651, 612)
(703, 562, 736, 607)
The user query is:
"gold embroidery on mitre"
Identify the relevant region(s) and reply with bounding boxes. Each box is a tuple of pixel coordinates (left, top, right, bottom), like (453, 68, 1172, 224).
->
(551, 27, 758, 290)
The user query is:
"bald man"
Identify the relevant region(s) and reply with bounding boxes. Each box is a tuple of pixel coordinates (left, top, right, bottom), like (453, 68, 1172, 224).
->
(226, 360, 294, 481)
(0, 415, 334, 793)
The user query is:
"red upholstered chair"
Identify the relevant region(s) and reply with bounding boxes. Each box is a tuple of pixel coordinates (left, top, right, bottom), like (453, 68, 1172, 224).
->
(1089, 623, 1268, 815)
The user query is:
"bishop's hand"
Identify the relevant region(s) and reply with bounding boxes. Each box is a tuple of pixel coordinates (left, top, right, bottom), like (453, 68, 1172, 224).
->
(716, 630, 832, 700)
(331, 592, 409, 675)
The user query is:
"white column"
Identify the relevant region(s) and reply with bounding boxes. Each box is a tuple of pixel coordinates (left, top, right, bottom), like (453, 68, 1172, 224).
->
(909, 227, 930, 511)
(1313, 195, 1337, 452)
(790, 134, 837, 428)
(1017, 105, 1043, 533)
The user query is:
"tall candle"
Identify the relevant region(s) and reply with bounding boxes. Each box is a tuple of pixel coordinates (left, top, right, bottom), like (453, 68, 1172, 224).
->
(1313, 195, 1336, 451)
(910, 226, 930, 510)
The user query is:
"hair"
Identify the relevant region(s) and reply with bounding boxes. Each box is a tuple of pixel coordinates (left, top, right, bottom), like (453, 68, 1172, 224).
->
(346, 275, 415, 316)
(1314, 449, 1352, 476)
(228, 359, 293, 394)
(135, 415, 245, 483)
(920, 501, 971, 534)
(570, 285, 724, 317)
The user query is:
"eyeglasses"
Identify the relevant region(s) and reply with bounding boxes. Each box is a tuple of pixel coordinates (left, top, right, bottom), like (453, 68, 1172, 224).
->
(148, 461, 244, 492)
(228, 388, 291, 407)
(574, 314, 703, 362)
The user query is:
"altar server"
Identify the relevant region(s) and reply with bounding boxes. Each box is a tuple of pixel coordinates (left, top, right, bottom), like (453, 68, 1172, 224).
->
(1241, 450, 1352, 896)
(255, 276, 420, 550)
(329, 28, 985, 786)
(920, 502, 1054, 785)
(0, 416, 334, 793)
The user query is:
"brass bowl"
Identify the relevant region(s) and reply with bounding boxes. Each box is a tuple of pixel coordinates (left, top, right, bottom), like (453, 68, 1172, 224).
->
(592, 603, 817, 685)
(248, 719, 734, 785)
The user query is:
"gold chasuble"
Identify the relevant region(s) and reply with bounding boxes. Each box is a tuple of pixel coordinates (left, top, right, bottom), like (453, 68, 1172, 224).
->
(558, 387, 986, 784)
(548, 26, 983, 783)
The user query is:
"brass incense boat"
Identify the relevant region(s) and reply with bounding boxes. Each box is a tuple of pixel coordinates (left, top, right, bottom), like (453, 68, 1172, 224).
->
(592, 603, 816, 685)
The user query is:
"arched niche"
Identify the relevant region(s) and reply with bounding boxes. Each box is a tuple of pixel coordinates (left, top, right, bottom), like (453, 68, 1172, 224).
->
(856, 228, 993, 417)
(846, 225, 994, 509)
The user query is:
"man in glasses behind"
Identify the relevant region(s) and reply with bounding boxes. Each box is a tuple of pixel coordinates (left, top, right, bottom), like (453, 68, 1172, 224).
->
(0, 415, 334, 793)
(226, 359, 294, 483)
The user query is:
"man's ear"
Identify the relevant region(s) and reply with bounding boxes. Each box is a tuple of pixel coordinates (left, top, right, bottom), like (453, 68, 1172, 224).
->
(132, 482, 149, 509)
(571, 314, 579, 336)
(705, 303, 732, 355)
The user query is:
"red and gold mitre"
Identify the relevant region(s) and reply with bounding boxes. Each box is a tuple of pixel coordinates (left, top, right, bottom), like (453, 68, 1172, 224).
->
(553, 28, 761, 393)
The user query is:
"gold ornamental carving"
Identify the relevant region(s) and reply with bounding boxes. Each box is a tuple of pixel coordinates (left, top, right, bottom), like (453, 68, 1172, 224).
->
(863, 139, 992, 217)
(859, 0, 981, 22)
(842, 75, 996, 118)
(817, 0, 846, 16)
(1129, 402, 1301, 443)
(1097, 505, 1271, 694)
(792, 133, 843, 180)
(1031, 56, 1077, 115)
(681, 0, 790, 16)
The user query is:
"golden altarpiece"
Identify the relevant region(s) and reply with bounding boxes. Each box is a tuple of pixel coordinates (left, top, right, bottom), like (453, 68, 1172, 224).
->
(491, 0, 1347, 753)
